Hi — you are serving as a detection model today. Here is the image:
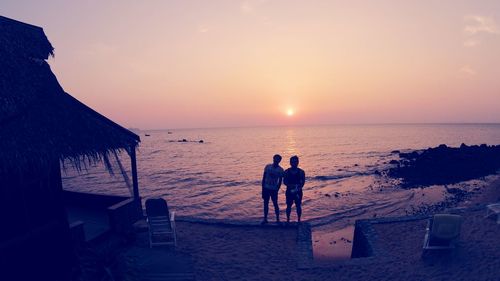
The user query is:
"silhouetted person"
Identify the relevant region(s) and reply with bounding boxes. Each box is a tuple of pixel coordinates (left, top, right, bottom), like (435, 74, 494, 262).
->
(261, 154, 284, 224)
(284, 155, 305, 223)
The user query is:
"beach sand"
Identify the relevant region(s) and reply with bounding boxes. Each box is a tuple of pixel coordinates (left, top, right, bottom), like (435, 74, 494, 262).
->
(366, 208, 500, 281)
(131, 222, 301, 281)
(130, 210, 499, 281)
(175, 222, 298, 280)
(122, 177, 500, 280)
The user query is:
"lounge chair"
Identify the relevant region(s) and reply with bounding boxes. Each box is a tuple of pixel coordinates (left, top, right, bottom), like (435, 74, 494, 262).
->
(423, 214, 462, 253)
(145, 198, 177, 248)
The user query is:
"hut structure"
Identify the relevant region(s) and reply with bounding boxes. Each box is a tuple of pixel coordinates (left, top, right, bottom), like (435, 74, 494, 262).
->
(0, 16, 141, 280)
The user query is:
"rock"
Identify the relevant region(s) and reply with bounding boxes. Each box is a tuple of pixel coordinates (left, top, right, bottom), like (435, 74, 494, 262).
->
(387, 143, 500, 188)
(354, 164, 359, 167)
(389, 160, 399, 165)
(199, 140, 204, 143)
(445, 187, 461, 194)
(325, 194, 331, 197)
(399, 151, 419, 159)
(391, 150, 400, 154)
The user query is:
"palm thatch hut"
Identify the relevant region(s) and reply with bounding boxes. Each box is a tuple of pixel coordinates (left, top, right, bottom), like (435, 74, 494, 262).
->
(0, 16, 140, 280)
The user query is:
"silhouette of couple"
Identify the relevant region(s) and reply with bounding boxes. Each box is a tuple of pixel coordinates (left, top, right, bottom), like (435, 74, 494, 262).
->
(261, 154, 305, 225)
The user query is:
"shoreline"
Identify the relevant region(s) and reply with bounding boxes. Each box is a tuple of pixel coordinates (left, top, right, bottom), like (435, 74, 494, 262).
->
(73, 174, 500, 280)
(156, 174, 500, 227)
(150, 174, 500, 263)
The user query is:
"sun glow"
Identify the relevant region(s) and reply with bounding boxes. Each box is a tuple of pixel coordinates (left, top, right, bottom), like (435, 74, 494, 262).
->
(286, 109, 294, 117)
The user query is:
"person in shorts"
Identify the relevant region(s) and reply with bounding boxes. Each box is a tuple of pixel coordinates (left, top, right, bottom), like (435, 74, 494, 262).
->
(261, 154, 284, 224)
(283, 155, 305, 223)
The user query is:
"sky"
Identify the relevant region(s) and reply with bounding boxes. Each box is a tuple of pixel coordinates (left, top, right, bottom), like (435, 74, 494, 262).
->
(2, 0, 500, 129)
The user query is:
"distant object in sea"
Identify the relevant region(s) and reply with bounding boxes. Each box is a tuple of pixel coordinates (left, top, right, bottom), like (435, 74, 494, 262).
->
(168, 131, 173, 134)
(168, 138, 205, 143)
(145, 134, 150, 136)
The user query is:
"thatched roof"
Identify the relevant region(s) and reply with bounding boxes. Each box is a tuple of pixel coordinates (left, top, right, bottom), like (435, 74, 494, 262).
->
(0, 16, 140, 174)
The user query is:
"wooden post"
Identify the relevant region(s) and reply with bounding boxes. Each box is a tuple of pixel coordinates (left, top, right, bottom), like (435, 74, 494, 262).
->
(130, 145, 141, 210)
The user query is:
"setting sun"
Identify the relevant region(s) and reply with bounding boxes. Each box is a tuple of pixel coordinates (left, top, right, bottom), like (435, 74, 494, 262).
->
(286, 109, 294, 117)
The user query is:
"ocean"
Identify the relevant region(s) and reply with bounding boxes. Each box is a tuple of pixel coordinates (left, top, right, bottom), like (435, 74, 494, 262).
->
(62, 124, 500, 259)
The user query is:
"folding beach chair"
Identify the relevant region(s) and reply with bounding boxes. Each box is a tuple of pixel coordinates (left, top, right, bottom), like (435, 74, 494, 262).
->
(145, 198, 177, 248)
(423, 214, 462, 252)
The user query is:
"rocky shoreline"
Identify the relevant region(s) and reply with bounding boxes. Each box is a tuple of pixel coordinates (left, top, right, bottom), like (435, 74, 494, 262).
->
(387, 143, 500, 188)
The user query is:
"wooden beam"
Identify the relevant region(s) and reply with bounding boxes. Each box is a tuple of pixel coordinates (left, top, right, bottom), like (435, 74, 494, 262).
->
(130, 145, 141, 209)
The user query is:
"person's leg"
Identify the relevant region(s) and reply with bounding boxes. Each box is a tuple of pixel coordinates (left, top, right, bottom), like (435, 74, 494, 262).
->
(285, 191, 293, 223)
(262, 188, 270, 224)
(270, 190, 280, 222)
(295, 191, 303, 222)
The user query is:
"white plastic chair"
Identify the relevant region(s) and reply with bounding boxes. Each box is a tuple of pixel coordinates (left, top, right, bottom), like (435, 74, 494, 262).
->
(423, 214, 462, 251)
(146, 198, 177, 247)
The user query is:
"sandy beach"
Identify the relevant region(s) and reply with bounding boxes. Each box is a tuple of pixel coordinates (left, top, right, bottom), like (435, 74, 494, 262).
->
(111, 176, 500, 281)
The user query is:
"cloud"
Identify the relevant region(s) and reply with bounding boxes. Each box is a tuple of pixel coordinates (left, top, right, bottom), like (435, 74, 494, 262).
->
(464, 15, 499, 35)
(459, 65, 477, 75)
(463, 39, 480, 47)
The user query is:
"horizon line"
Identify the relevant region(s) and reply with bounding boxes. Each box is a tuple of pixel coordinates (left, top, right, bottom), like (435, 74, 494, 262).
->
(130, 122, 500, 132)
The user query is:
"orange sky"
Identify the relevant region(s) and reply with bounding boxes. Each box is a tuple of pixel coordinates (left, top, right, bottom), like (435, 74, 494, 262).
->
(3, 0, 500, 129)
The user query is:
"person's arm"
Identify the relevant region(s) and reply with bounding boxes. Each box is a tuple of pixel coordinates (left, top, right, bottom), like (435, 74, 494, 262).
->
(262, 167, 267, 189)
(299, 170, 305, 189)
(277, 170, 283, 189)
(283, 170, 289, 187)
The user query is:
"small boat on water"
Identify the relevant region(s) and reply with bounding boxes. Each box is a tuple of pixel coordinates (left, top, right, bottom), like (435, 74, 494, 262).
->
(145, 134, 151, 136)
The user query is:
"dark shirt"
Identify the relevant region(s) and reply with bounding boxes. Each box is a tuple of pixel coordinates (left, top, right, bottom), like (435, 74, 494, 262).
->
(283, 168, 305, 192)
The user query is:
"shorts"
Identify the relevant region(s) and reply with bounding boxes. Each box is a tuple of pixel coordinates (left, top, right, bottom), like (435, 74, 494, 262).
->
(286, 189, 303, 207)
(262, 188, 279, 202)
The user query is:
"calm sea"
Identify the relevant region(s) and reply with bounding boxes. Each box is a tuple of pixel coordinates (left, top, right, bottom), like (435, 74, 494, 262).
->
(63, 124, 500, 221)
(62, 124, 500, 258)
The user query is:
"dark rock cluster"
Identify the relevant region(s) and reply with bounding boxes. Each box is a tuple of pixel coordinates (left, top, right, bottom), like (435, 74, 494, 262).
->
(387, 143, 500, 188)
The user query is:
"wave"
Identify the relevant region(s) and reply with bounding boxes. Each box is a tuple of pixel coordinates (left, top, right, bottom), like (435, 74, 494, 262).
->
(310, 171, 371, 182)
(306, 193, 415, 227)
